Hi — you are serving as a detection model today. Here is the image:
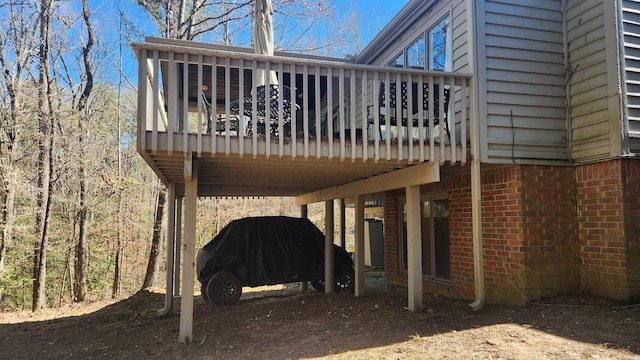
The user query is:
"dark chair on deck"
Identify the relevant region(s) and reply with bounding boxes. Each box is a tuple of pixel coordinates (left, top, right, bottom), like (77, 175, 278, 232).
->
(230, 84, 300, 137)
(369, 81, 450, 141)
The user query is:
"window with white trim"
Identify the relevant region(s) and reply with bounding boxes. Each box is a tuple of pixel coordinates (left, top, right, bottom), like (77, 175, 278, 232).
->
(389, 14, 451, 71)
(400, 197, 450, 281)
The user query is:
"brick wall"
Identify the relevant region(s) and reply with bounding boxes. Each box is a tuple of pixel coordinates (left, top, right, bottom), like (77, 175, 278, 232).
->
(518, 166, 580, 300)
(577, 159, 640, 301)
(623, 159, 640, 301)
(383, 164, 581, 306)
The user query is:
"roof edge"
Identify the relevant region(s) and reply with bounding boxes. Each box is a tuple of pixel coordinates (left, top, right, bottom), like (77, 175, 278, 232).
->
(355, 0, 437, 64)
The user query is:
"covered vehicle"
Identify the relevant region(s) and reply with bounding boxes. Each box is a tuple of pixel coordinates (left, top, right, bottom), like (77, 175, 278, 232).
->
(196, 216, 355, 305)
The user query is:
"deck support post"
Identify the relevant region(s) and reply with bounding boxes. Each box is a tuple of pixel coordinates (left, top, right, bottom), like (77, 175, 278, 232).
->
(157, 183, 176, 317)
(174, 196, 183, 296)
(179, 156, 197, 344)
(339, 199, 346, 248)
(354, 194, 365, 296)
(406, 184, 423, 311)
(300, 204, 309, 291)
(325, 200, 335, 293)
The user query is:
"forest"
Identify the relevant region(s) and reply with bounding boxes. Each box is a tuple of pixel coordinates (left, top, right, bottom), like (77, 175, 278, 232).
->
(0, 0, 367, 312)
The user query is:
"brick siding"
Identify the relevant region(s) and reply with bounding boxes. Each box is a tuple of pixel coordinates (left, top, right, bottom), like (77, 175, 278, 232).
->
(577, 159, 640, 301)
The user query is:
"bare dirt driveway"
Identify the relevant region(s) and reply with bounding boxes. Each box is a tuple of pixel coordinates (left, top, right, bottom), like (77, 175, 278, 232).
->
(1, 279, 639, 359)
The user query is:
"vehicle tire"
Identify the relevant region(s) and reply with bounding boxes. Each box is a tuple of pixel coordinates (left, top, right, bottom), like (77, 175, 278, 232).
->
(205, 271, 243, 305)
(310, 279, 325, 292)
(201, 282, 210, 302)
(335, 268, 355, 293)
(310, 268, 355, 293)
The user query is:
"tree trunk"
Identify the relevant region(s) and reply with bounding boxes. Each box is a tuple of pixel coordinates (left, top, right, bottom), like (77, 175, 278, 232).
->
(142, 186, 166, 289)
(112, 236, 122, 299)
(72, 0, 94, 303)
(0, 187, 15, 302)
(32, 0, 54, 312)
(73, 205, 87, 301)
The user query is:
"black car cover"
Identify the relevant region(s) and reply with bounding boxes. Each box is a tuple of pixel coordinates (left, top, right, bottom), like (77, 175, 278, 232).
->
(196, 216, 353, 287)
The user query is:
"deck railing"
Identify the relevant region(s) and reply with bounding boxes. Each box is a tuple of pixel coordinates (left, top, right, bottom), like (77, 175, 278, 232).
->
(134, 39, 473, 165)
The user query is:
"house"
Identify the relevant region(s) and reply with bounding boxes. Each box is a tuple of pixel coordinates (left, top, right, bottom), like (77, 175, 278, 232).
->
(132, 0, 640, 343)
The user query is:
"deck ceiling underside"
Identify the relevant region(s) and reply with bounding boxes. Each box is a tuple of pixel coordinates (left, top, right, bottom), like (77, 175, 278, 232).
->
(142, 151, 410, 198)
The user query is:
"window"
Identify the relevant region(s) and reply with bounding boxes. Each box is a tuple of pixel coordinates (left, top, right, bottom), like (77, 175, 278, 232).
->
(407, 37, 425, 69)
(429, 16, 451, 71)
(390, 52, 404, 68)
(388, 14, 451, 72)
(400, 197, 450, 281)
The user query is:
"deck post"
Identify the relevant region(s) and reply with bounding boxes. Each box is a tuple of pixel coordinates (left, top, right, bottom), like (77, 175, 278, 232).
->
(157, 183, 176, 317)
(300, 204, 309, 291)
(354, 195, 365, 296)
(325, 200, 335, 293)
(340, 199, 346, 248)
(174, 196, 183, 296)
(179, 156, 198, 343)
(406, 185, 423, 311)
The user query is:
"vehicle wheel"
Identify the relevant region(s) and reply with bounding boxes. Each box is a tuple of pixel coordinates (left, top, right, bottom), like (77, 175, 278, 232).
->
(335, 268, 355, 293)
(310, 279, 325, 292)
(205, 271, 243, 305)
(201, 282, 210, 302)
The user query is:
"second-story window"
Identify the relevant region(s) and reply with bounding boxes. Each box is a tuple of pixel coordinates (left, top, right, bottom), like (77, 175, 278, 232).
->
(391, 14, 451, 71)
(429, 15, 451, 71)
(390, 52, 404, 68)
(407, 37, 425, 69)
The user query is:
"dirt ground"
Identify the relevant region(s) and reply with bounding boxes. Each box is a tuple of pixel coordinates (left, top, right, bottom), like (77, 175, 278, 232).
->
(1, 277, 639, 360)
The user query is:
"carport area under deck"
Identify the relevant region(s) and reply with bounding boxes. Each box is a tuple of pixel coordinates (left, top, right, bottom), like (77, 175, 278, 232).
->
(134, 37, 482, 343)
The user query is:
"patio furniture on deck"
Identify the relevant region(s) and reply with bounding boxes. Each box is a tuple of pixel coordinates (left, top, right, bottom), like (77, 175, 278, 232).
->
(369, 81, 450, 141)
(229, 84, 300, 137)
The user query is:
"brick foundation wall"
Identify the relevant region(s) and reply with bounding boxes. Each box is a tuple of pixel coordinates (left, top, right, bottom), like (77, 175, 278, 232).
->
(623, 159, 640, 301)
(384, 164, 581, 306)
(577, 159, 640, 301)
(518, 166, 580, 299)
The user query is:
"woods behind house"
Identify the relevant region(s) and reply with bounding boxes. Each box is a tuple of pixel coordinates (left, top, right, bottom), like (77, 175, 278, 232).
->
(0, 0, 361, 312)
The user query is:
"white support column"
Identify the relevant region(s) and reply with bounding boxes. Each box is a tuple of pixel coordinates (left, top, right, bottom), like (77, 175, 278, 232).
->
(340, 199, 346, 248)
(179, 158, 197, 344)
(325, 200, 335, 293)
(406, 185, 423, 311)
(354, 195, 365, 296)
(300, 204, 309, 292)
(158, 183, 176, 316)
(174, 196, 183, 296)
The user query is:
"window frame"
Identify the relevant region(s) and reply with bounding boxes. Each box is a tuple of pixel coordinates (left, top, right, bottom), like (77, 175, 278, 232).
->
(398, 194, 451, 283)
(385, 9, 452, 72)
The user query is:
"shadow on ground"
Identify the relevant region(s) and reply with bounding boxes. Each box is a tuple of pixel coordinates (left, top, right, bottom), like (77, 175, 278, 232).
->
(0, 277, 638, 359)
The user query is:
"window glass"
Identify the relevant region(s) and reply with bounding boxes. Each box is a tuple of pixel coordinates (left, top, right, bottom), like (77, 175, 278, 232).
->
(390, 52, 404, 68)
(406, 37, 425, 69)
(400, 197, 450, 281)
(428, 16, 451, 71)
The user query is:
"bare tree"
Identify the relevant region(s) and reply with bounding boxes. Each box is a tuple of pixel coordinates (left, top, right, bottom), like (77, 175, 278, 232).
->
(68, 0, 95, 303)
(33, 0, 55, 311)
(0, 1, 40, 303)
(136, 0, 252, 40)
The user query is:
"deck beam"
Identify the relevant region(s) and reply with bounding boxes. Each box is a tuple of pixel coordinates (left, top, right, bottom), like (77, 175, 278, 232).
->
(295, 162, 439, 205)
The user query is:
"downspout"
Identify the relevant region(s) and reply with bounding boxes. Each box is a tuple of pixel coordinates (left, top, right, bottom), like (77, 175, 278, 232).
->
(562, 0, 574, 161)
(467, 0, 485, 310)
(157, 183, 176, 317)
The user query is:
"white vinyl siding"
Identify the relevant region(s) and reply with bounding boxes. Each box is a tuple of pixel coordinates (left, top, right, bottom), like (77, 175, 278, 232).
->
(451, 0, 469, 73)
(483, 0, 568, 162)
(621, 0, 640, 155)
(567, 0, 615, 161)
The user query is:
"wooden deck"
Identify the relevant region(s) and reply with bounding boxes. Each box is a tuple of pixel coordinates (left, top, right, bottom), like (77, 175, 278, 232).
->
(133, 37, 474, 197)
